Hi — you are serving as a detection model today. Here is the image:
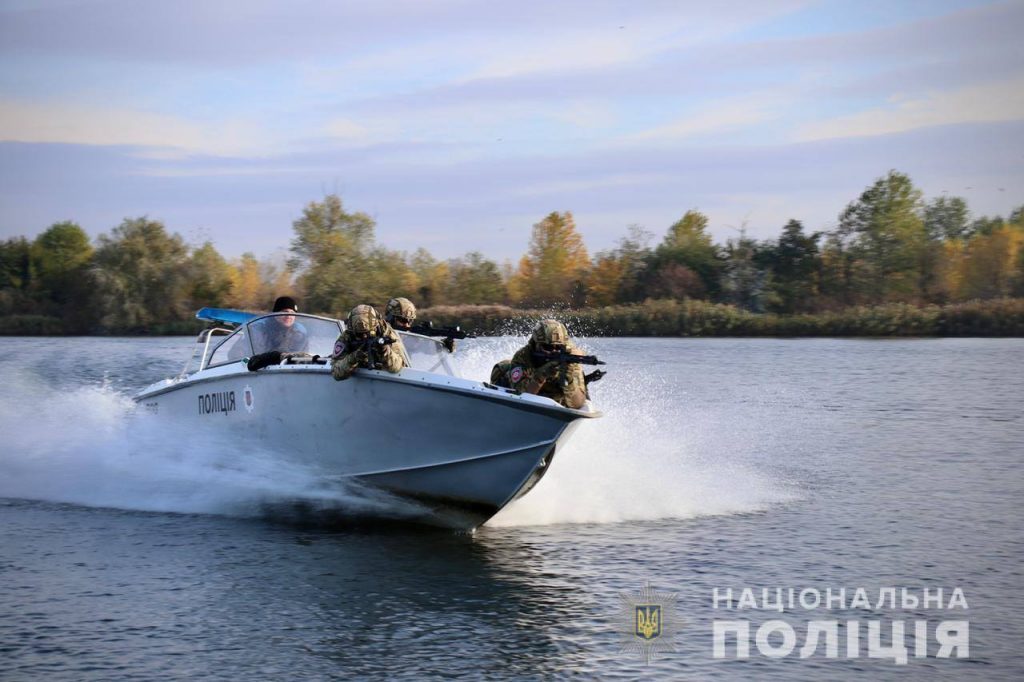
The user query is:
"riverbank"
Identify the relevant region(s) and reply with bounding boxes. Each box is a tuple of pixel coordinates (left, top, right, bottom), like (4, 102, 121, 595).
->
(422, 298, 1024, 337)
(2, 298, 1022, 337)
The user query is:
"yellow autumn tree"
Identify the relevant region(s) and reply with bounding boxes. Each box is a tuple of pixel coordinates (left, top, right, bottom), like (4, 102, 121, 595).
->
(512, 211, 590, 307)
(587, 253, 625, 307)
(930, 240, 966, 303)
(959, 225, 1024, 300)
(408, 247, 450, 308)
(226, 252, 294, 311)
(227, 253, 264, 310)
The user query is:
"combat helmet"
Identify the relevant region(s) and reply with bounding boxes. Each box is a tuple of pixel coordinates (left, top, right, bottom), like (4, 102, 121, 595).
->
(347, 304, 381, 336)
(385, 297, 417, 327)
(531, 319, 569, 348)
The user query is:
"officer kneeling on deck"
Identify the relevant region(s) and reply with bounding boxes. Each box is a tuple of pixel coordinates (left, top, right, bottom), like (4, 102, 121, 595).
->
(331, 304, 408, 381)
(491, 319, 587, 409)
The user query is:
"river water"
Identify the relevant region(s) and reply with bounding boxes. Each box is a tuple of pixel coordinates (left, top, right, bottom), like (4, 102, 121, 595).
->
(0, 336, 1021, 680)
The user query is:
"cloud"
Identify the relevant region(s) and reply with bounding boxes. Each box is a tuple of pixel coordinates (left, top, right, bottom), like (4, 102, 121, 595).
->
(622, 92, 784, 143)
(321, 117, 377, 144)
(0, 100, 280, 157)
(797, 77, 1024, 141)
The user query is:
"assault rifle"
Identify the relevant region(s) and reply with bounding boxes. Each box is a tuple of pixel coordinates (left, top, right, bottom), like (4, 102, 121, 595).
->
(531, 348, 607, 388)
(409, 321, 475, 339)
(530, 348, 605, 367)
(352, 335, 396, 369)
(247, 351, 326, 371)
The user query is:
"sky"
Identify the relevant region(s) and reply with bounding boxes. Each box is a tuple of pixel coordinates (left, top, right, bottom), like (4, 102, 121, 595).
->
(1, 0, 1022, 262)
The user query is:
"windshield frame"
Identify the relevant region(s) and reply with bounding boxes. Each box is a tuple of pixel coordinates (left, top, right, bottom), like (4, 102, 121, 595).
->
(398, 331, 459, 377)
(203, 312, 344, 370)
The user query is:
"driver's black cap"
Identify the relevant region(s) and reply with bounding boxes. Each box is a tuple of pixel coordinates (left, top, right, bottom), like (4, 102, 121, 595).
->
(272, 296, 298, 312)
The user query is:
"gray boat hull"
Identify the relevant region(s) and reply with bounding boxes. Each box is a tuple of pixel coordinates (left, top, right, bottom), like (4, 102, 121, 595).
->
(135, 365, 596, 529)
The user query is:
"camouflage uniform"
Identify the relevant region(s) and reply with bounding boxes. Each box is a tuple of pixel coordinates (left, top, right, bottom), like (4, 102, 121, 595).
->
(490, 319, 587, 409)
(388, 296, 455, 352)
(331, 305, 408, 381)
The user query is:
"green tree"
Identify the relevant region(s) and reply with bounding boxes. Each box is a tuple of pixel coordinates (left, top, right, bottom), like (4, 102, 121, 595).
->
(31, 222, 93, 296)
(449, 252, 506, 304)
(721, 232, 770, 312)
(289, 194, 377, 315)
(186, 241, 234, 308)
(765, 220, 821, 313)
(648, 210, 721, 299)
(0, 237, 33, 291)
(610, 224, 653, 303)
(92, 217, 191, 331)
(408, 247, 449, 308)
(970, 215, 1004, 236)
(924, 196, 970, 241)
(363, 246, 417, 311)
(29, 222, 94, 329)
(837, 170, 927, 302)
(0, 237, 35, 317)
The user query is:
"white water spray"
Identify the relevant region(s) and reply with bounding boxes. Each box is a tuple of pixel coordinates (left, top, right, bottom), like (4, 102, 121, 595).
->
(0, 337, 794, 526)
(0, 366, 424, 520)
(460, 338, 796, 527)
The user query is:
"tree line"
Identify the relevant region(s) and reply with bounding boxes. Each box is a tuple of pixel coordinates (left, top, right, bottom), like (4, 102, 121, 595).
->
(1, 169, 1022, 335)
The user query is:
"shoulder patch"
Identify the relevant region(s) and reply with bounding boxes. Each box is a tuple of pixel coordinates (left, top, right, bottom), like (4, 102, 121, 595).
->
(333, 339, 345, 357)
(510, 366, 524, 384)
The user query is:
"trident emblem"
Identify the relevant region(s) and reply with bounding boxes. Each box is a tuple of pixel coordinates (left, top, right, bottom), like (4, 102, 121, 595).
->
(635, 604, 662, 640)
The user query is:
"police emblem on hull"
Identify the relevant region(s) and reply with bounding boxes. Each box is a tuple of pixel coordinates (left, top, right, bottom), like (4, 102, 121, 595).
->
(636, 604, 661, 640)
(243, 385, 255, 413)
(619, 582, 679, 663)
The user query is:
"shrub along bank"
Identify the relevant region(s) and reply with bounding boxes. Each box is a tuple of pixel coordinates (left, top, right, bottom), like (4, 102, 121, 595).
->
(2, 298, 1022, 337)
(419, 298, 1024, 338)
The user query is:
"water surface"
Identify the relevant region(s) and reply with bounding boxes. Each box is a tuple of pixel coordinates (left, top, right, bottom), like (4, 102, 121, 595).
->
(1, 337, 1021, 679)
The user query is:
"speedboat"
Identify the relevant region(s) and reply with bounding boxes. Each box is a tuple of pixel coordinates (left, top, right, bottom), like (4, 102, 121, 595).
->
(133, 308, 601, 530)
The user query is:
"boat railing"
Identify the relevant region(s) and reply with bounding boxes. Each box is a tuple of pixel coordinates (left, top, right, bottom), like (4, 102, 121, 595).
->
(179, 327, 234, 378)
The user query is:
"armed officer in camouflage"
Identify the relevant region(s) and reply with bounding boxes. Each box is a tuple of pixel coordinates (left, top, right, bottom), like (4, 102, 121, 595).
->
(387, 296, 457, 352)
(490, 319, 587, 409)
(384, 297, 416, 332)
(331, 304, 409, 381)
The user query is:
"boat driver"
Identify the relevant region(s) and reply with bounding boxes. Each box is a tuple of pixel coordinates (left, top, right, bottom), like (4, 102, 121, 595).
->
(331, 304, 408, 380)
(490, 319, 587, 409)
(249, 296, 309, 354)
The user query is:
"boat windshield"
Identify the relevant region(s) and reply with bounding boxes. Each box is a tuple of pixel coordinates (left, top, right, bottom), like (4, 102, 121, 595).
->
(400, 333, 459, 377)
(206, 313, 343, 368)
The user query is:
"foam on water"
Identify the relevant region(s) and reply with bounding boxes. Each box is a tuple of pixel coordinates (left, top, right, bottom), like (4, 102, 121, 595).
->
(0, 366, 425, 520)
(0, 338, 795, 526)
(460, 338, 797, 527)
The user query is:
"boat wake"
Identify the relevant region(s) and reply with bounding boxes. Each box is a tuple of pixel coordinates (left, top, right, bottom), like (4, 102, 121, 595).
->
(0, 340, 795, 527)
(0, 368, 428, 522)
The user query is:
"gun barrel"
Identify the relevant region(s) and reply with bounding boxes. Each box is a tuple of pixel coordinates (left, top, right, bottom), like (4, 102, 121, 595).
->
(409, 323, 472, 339)
(532, 350, 605, 366)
